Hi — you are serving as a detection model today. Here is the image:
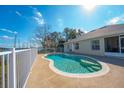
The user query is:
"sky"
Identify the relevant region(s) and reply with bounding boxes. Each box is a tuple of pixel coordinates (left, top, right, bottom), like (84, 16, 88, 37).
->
(0, 5, 124, 48)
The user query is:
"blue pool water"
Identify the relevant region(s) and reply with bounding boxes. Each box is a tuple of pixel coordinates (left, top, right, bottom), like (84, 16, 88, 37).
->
(46, 54, 102, 74)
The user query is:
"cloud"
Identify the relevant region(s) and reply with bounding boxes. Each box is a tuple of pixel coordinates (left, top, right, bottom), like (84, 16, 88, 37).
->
(15, 11, 22, 16)
(107, 17, 120, 25)
(107, 15, 124, 25)
(84, 30, 88, 33)
(0, 35, 14, 40)
(31, 38, 36, 41)
(30, 6, 44, 25)
(33, 16, 44, 25)
(31, 37, 42, 41)
(36, 11, 42, 18)
(72, 27, 88, 33)
(0, 29, 17, 34)
(79, 27, 88, 33)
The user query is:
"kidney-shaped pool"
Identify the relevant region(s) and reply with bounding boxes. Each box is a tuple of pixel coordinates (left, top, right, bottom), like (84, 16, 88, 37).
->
(44, 53, 109, 78)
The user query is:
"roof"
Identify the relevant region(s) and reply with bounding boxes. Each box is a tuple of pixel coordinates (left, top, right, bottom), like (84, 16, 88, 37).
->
(65, 24, 124, 44)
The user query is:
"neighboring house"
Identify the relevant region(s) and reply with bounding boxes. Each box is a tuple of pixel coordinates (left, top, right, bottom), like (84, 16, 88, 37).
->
(57, 39, 65, 52)
(64, 24, 124, 57)
(0, 47, 10, 52)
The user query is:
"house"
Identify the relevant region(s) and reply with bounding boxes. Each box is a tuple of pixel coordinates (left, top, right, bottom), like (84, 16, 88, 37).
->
(64, 24, 124, 57)
(57, 39, 65, 52)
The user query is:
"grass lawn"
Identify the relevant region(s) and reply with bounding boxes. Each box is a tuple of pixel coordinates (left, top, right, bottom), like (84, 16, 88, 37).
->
(0, 61, 8, 88)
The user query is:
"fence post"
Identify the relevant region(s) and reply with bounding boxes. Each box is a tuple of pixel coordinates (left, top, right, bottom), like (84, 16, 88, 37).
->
(2, 55, 5, 88)
(12, 48, 17, 88)
(7, 54, 9, 88)
(29, 49, 31, 69)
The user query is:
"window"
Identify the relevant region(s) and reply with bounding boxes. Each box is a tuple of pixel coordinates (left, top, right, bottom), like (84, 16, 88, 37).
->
(75, 43, 79, 50)
(120, 35, 124, 37)
(67, 44, 69, 49)
(91, 40, 100, 50)
(120, 37, 124, 53)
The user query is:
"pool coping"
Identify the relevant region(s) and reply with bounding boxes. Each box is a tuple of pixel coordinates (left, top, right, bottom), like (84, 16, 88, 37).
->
(42, 53, 110, 78)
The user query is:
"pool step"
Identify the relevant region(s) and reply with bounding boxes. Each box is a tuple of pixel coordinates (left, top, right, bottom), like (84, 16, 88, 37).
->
(87, 67, 94, 72)
(80, 60, 101, 72)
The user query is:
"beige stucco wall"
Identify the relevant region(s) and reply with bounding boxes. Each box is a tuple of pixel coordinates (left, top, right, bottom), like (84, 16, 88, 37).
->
(64, 32, 124, 56)
(64, 37, 105, 56)
(64, 43, 71, 52)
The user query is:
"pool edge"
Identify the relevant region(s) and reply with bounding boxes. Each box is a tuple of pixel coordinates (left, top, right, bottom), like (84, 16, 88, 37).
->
(42, 53, 110, 78)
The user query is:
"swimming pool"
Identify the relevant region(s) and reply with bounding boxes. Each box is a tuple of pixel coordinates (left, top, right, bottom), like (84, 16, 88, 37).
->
(44, 53, 109, 78)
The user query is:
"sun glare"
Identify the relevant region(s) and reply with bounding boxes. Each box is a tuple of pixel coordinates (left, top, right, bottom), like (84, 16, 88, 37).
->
(83, 5, 96, 11)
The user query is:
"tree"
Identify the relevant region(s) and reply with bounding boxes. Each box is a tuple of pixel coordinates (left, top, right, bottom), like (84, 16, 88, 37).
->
(76, 29, 84, 37)
(63, 27, 85, 41)
(32, 23, 50, 48)
(64, 27, 70, 41)
(69, 29, 77, 39)
(64, 28, 78, 41)
(33, 24, 84, 53)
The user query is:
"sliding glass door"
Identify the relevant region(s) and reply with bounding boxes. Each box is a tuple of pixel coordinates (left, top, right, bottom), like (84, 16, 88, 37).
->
(120, 37, 124, 53)
(105, 35, 124, 54)
(104, 36, 119, 53)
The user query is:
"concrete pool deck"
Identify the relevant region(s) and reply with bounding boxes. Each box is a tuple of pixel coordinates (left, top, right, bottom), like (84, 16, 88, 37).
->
(26, 54, 124, 88)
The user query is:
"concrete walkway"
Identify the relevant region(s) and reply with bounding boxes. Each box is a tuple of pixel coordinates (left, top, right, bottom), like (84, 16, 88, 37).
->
(26, 54, 124, 88)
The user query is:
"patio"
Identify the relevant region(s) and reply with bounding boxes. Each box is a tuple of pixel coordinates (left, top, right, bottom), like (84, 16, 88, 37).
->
(26, 54, 124, 88)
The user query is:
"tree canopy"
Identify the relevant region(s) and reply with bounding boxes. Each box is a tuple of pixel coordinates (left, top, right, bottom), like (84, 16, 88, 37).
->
(33, 25, 84, 51)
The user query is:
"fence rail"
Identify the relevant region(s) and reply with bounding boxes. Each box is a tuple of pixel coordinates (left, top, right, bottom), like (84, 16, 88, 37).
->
(0, 48, 37, 88)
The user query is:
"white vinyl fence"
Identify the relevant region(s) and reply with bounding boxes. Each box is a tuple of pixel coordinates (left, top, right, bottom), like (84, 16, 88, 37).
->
(0, 48, 37, 88)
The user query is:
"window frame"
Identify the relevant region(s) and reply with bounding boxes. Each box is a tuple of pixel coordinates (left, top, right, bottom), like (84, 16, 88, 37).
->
(91, 40, 100, 50)
(75, 42, 79, 50)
